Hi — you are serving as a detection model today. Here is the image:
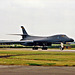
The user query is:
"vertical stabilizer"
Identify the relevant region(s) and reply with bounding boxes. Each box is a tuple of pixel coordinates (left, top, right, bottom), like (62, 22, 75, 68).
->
(21, 26, 28, 39)
(21, 26, 28, 35)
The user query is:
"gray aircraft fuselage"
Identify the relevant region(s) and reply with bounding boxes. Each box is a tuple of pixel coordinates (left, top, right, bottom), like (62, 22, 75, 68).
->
(0, 26, 74, 50)
(21, 34, 74, 46)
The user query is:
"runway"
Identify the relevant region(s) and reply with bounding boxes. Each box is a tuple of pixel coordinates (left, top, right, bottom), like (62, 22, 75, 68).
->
(0, 65, 75, 75)
(33, 49, 75, 52)
(1, 48, 75, 52)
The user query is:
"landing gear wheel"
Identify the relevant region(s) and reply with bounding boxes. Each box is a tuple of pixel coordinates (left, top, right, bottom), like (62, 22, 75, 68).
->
(32, 47, 38, 50)
(60, 47, 64, 50)
(42, 47, 47, 50)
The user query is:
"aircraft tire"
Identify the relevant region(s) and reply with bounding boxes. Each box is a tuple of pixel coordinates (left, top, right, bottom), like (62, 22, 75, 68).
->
(60, 47, 64, 50)
(42, 47, 47, 50)
(32, 47, 38, 50)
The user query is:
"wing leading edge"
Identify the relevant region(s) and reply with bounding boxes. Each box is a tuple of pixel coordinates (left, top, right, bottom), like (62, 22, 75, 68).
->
(0, 40, 33, 44)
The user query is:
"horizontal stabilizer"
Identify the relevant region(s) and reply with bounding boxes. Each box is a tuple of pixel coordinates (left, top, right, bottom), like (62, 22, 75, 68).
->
(8, 34, 28, 36)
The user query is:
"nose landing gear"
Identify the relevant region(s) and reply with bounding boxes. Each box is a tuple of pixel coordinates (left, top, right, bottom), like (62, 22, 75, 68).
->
(60, 42, 64, 50)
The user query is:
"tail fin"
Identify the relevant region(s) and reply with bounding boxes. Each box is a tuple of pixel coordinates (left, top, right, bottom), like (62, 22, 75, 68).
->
(8, 26, 28, 40)
(21, 26, 28, 35)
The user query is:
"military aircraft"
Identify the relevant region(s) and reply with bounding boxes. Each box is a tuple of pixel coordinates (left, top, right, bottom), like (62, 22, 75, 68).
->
(0, 26, 74, 50)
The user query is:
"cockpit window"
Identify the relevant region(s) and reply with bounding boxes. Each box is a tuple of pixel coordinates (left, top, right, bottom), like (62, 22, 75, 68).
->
(50, 34, 68, 38)
(61, 35, 68, 38)
(61, 35, 65, 37)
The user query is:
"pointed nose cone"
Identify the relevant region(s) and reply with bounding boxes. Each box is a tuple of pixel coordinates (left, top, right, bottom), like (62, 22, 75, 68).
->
(70, 38, 74, 42)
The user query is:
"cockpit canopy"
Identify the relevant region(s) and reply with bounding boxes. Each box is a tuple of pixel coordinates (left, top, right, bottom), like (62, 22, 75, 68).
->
(50, 34, 68, 38)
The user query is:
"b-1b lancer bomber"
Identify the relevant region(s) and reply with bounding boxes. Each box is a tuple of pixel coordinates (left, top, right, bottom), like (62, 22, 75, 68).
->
(0, 26, 74, 50)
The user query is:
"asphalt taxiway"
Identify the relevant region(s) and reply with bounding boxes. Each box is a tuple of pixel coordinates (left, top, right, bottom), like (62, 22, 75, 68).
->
(1, 48, 75, 52)
(0, 65, 75, 75)
(0, 48, 75, 52)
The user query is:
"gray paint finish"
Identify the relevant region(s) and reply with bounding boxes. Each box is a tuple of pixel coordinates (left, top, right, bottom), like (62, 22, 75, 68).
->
(0, 26, 74, 47)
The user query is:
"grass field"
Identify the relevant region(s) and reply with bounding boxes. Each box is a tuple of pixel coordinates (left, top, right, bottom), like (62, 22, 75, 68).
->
(0, 49, 75, 66)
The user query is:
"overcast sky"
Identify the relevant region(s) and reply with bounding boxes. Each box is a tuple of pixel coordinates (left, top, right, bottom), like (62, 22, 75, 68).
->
(0, 0, 75, 40)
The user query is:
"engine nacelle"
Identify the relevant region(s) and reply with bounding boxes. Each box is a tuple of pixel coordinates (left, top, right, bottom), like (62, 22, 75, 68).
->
(21, 42, 34, 46)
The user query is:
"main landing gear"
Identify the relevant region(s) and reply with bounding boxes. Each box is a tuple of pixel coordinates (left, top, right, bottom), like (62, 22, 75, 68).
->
(32, 47, 48, 50)
(42, 47, 47, 50)
(32, 47, 38, 50)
